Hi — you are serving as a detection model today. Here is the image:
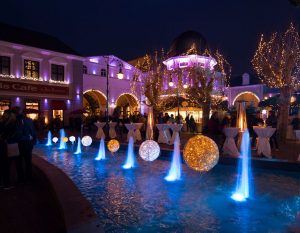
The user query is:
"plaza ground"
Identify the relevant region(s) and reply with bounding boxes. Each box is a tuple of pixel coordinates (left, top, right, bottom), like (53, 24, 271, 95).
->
(1, 130, 299, 233)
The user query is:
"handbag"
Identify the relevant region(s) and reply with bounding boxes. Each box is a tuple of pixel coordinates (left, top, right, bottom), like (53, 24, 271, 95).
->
(7, 143, 19, 157)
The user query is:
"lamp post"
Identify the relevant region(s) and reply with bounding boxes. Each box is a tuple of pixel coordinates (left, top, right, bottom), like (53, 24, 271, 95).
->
(104, 56, 124, 137)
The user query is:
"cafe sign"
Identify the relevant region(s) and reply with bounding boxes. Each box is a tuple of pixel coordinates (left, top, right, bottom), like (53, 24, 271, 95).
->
(0, 80, 69, 96)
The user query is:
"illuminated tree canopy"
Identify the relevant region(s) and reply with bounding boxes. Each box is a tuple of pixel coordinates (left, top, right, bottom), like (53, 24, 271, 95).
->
(252, 23, 300, 142)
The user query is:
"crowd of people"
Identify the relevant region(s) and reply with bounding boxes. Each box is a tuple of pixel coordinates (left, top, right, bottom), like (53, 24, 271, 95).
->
(0, 107, 36, 190)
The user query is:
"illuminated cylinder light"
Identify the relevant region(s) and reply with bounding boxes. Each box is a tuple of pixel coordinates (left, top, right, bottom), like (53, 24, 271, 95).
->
(183, 135, 219, 172)
(69, 136, 76, 143)
(81, 136, 92, 147)
(139, 140, 160, 161)
(52, 137, 58, 143)
(63, 137, 69, 143)
(107, 139, 120, 153)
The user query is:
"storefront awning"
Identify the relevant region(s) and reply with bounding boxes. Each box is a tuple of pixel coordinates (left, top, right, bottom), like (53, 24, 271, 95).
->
(51, 100, 67, 110)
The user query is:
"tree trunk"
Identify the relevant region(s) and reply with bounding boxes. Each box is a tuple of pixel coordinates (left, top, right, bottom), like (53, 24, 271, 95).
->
(202, 100, 211, 134)
(277, 86, 291, 143)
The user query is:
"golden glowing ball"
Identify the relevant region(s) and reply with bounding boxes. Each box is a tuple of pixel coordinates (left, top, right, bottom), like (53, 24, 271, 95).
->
(63, 137, 69, 143)
(107, 139, 120, 153)
(183, 135, 219, 172)
(139, 140, 160, 161)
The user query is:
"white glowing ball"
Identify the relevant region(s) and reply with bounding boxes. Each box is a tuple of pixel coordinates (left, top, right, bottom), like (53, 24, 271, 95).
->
(139, 140, 160, 161)
(52, 137, 58, 143)
(81, 136, 92, 147)
(69, 136, 76, 143)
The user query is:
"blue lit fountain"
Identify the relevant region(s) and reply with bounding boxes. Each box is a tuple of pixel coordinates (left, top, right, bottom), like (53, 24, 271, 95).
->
(74, 137, 82, 154)
(95, 138, 106, 160)
(165, 134, 181, 181)
(231, 102, 252, 202)
(58, 129, 67, 150)
(122, 136, 136, 169)
(46, 130, 52, 146)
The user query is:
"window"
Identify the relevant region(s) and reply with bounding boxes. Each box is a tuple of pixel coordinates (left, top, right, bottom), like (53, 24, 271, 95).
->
(83, 65, 87, 74)
(0, 100, 10, 116)
(51, 64, 64, 81)
(25, 101, 39, 120)
(24, 59, 39, 79)
(101, 69, 107, 77)
(0, 56, 10, 75)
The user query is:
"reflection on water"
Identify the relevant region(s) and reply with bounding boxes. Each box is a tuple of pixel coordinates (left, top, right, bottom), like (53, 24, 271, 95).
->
(36, 145, 300, 233)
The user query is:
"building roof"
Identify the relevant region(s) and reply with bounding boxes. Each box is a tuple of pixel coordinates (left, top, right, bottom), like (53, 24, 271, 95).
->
(229, 73, 262, 87)
(0, 22, 80, 56)
(168, 30, 209, 57)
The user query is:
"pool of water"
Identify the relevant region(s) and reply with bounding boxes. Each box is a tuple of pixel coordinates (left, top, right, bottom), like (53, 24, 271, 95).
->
(35, 145, 300, 233)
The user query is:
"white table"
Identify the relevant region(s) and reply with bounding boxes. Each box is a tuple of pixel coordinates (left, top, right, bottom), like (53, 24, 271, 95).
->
(109, 122, 117, 139)
(125, 124, 136, 142)
(295, 130, 300, 161)
(169, 124, 183, 145)
(222, 127, 239, 157)
(134, 123, 144, 141)
(95, 122, 106, 139)
(253, 127, 276, 158)
(156, 124, 171, 144)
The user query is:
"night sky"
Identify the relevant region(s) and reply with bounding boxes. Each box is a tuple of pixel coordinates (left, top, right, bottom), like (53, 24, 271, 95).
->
(0, 0, 299, 75)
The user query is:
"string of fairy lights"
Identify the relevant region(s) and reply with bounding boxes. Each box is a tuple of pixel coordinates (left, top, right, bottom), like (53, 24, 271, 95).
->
(252, 23, 300, 90)
(130, 46, 231, 113)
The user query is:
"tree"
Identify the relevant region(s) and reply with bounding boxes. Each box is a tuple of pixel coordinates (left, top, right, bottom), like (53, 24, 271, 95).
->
(131, 50, 170, 114)
(185, 50, 231, 129)
(289, 0, 300, 7)
(131, 48, 230, 130)
(252, 23, 300, 142)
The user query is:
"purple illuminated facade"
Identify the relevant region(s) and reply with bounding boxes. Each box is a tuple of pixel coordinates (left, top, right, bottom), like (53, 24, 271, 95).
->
(0, 40, 83, 126)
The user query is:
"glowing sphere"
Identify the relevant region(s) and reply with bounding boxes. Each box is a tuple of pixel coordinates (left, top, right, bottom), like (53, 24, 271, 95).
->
(139, 140, 160, 161)
(107, 139, 120, 153)
(183, 135, 219, 172)
(69, 136, 76, 143)
(63, 137, 69, 143)
(81, 136, 92, 147)
(52, 137, 58, 143)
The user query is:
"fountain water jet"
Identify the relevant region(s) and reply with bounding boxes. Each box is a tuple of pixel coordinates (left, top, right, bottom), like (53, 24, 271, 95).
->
(58, 129, 67, 150)
(165, 134, 181, 181)
(74, 137, 82, 154)
(122, 136, 136, 169)
(46, 131, 52, 146)
(231, 102, 252, 202)
(95, 138, 106, 160)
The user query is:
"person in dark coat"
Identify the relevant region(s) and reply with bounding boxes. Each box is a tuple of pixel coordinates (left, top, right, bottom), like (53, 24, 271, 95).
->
(266, 110, 279, 150)
(0, 110, 19, 189)
(185, 114, 190, 132)
(251, 111, 264, 147)
(12, 107, 37, 182)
